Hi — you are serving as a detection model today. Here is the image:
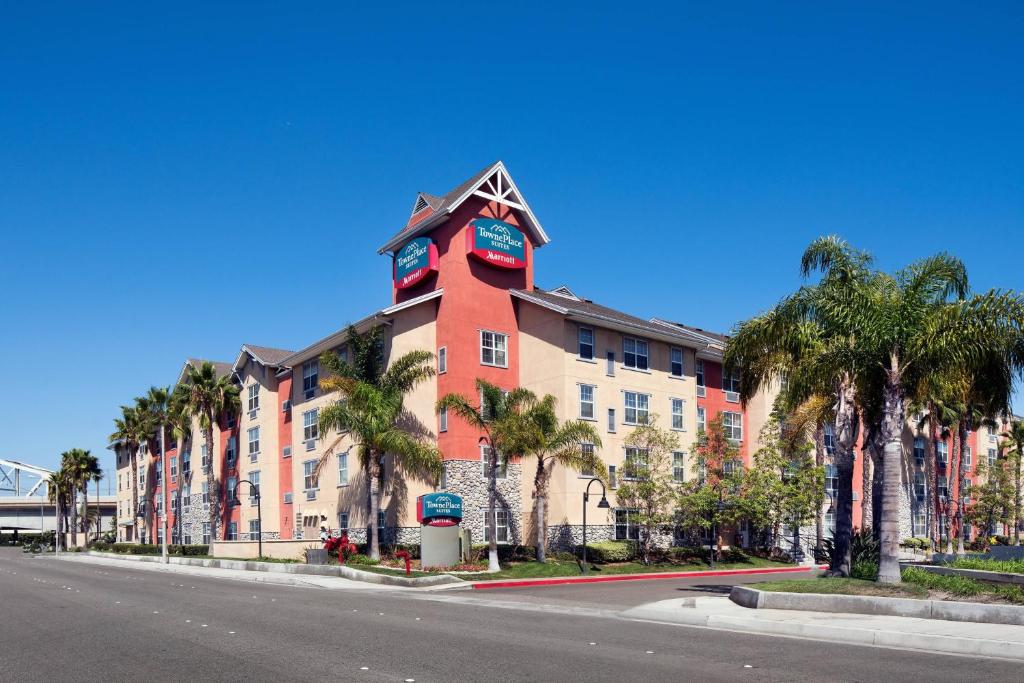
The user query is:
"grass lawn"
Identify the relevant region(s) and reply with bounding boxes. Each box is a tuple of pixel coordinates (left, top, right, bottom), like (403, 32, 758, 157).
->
(753, 567, 1024, 605)
(341, 564, 432, 578)
(949, 557, 1024, 575)
(462, 554, 794, 581)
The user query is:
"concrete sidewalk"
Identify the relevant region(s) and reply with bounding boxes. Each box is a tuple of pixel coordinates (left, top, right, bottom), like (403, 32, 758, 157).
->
(48, 553, 403, 591)
(621, 596, 1024, 660)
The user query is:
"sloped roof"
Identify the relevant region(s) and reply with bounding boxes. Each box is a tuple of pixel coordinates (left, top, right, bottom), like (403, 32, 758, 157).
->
(511, 288, 724, 352)
(235, 344, 295, 371)
(177, 358, 234, 385)
(378, 161, 549, 254)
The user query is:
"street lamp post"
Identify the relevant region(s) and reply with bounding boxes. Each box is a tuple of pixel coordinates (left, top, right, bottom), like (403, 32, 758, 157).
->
(234, 479, 262, 559)
(581, 478, 610, 575)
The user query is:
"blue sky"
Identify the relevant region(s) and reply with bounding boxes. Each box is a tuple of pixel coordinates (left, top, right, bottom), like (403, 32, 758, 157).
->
(1, 2, 1021, 482)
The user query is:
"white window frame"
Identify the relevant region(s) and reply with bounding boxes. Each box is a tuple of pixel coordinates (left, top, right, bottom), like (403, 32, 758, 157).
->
(937, 475, 949, 500)
(246, 428, 258, 458)
(723, 366, 741, 393)
(247, 383, 259, 413)
(606, 350, 615, 376)
(438, 346, 447, 374)
(937, 440, 949, 464)
(671, 398, 685, 431)
(483, 507, 510, 544)
(579, 384, 596, 420)
(579, 443, 596, 477)
(578, 326, 594, 360)
(249, 471, 260, 505)
(695, 359, 706, 394)
(622, 336, 649, 371)
(614, 508, 639, 540)
(227, 476, 238, 505)
(696, 406, 706, 433)
(479, 330, 508, 368)
(964, 446, 972, 470)
(337, 452, 349, 486)
(248, 519, 261, 541)
(913, 436, 925, 464)
(202, 522, 211, 545)
(439, 406, 448, 433)
(227, 521, 238, 541)
(169, 456, 178, 483)
(303, 409, 319, 443)
(303, 459, 319, 492)
(669, 346, 683, 377)
(607, 408, 616, 433)
(623, 391, 650, 425)
(480, 444, 507, 480)
(338, 511, 349, 533)
(672, 451, 685, 483)
(623, 446, 649, 480)
(913, 472, 926, 502)
(722, 411, 743, 442)
(303, 361, 319, 398)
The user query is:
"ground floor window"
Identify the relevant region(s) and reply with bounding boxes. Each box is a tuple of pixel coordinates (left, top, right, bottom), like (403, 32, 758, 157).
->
(248, 519, 260, 540)
(825, 509, 836, 539)
(913, 507, 928, 537)
(227, 522, 238, 541)
(338, 511, 349, 534)
(202, 522, 211, 545)
(183, 532, 192, 545)
(614, 508, 639, 541)
(483, 507, 509, 544)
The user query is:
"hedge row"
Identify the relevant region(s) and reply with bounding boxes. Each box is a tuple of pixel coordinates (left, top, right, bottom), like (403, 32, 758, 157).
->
(90, 542, 210, 557)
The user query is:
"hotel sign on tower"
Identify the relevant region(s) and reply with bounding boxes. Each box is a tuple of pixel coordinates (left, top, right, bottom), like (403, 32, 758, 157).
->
(466, 218, 527, 269)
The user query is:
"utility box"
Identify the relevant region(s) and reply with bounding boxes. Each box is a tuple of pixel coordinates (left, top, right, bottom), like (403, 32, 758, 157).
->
(416, 493, 464, 569)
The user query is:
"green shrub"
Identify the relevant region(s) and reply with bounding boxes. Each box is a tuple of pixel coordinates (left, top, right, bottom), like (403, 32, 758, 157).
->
(668, 546, 704, 562)
(347, 554, 379, 566)
(469, 544, 537, 563)
(577, 541, 636, 563)
(851, 560, 878, 580)
(175, 544, 209, 557)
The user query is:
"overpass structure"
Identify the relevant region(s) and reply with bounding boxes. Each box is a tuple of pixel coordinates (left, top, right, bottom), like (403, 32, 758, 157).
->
(0, 458, 115, 534)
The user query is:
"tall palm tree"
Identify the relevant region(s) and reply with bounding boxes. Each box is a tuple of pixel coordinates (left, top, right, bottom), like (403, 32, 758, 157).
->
(780, 394, 833, 557)
(438, 380, 536, 572)
(111, 404, 151, 542)
(60, 449, 96, 546)
(47, 469, 72, 550)
(92, 468, 103, 542)
(169, 384, 193, 544)
(1003, 421, 1024, 546)
(180, 362, 240, 541)
(318, 346, 442, 560)
(500, 394, 604, 562)
(726, 237, 873, 577)
(143, 386, 172, 558)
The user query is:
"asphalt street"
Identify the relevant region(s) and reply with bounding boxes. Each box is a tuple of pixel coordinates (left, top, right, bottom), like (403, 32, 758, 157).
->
(0, 548, 1017, 682)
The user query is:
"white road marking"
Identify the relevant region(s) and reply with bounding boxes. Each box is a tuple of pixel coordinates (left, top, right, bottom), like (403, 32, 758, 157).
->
(359, 667, 369, 671)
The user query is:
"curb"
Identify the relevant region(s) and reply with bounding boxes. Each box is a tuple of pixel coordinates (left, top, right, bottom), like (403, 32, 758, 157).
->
(620, 597, 1024, 661)
(64, 552, 463, 589)
(472, 564, 826, 590)
(907, 563, 1024, 587)
(730, 586, 1024, 626)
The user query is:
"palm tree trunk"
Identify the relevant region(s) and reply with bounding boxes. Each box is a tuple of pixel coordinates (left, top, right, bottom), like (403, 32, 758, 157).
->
(829, 378, 857, 577)
(955, 421, 967, 555)
(534, 462, 548, 563)
(82, 485, 89, 536)
(877, 366, 905, 584)
(945, 431, 956, 554)
(487, 445, 500, 573)
(813, 425, 824, 556)
(926, 415, 938, 551)
(861, 437, 875, 530)
(70, 484, 78, 548)
(131, 447, 139, 543)
(1015, 451, 1022, 546)
(206, 424, 217, 540)
(368, 453, 381, 560)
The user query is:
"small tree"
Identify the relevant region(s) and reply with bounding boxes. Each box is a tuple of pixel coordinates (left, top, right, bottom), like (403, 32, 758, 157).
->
(678, 414, 745, 560)
(744, 425, 824, 556)
(614, 417, 679, 564)
(966, 453, 1014, 545)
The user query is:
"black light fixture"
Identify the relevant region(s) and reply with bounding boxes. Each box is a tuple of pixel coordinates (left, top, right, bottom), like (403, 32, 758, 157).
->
(582, 478, 610, 574)
(597, 495, 610, 509)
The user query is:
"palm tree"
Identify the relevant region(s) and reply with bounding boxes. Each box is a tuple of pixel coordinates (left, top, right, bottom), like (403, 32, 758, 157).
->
(169, 384, 193, 544)
(60, 449, 97, 546)
(500, 395, 604, 562)
(92, 468, 103, 542)
(437, 380, 536, 572)
(143, 386, 172, 558)
(1003, 421, 1024, 546)
(318, 345, 442, 560)
(180, 362, 240, 541)
(726, 237, 873, 577)
(818, 251, 1022, 582)
(111, 404, 151, 542)
(47, 469, 72, 550)
(780, 394, 833, 557)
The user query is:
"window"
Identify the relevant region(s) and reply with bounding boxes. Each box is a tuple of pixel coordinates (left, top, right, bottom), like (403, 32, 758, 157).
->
(201, 443, 209, 470)
(606, 351, 615, 376)
(248, 519, 261, 540)
(723, 367, 741, 394)
(695, 359, 705, 388)
(303, 361, 319, 398)
(578, 326, 594, 360)
(614, 508, 639, 540)
(225, 435, 237, 464)
(580, 443, 596, 477)
(378, 509, 386, 532)
(139, 470, 145, 488)
(246, 428, 259, 458)
(697, 406, 706, 433)
(825, 464, 838, 499)
(624, 446, 649, 480)
(937, 440, 948, 465)
(607, 408, 616, 433)
(624, 391, 650, 425)
(964, 446, 972, 470)
(227, 522, 238, 541)
(671, 398, 685, 430)
(937, 476, 949, 500)
(337, 452, 349, 486)
(989, 448, 998, 468)
(672, 452, 685, 483)
(722, 411, 743, 442)
(157, 527, 164, 545)
(481, 445, 506, 479)
(227, 476, 238, 504)
(913, 437, 925, 465)
(623, 337, 649, 371)
(483, 507, 510, 544)
(182, 483, 190, 509)
(157, 498, 163, 517)
(154, 463, 161, 486)
(201, 481, 209, 505)
(670, 346, 683, 377)
(914, 472, 925, 502)
(338, 511, 349, 533)
(825, 509, 836, 539)
(303, 409, 319, 443)
(608, 465, 617, 489)
(303, 460, 319, 491)
(249, 471, 260, 505)
(202, 522, 211, 545)
(825, 424, 836, 456)
(247, 383, 260, 413)
(579, 384, 595, 420)
(913, 507, 928, 537)
(438, 346, 447, 374)
(480, 330, 508, 368)
(170, 456, 178, 483)
(439, 406, 448, 433)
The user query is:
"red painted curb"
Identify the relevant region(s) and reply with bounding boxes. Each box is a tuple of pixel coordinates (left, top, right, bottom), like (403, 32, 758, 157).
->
(471, 564, 828, 590)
